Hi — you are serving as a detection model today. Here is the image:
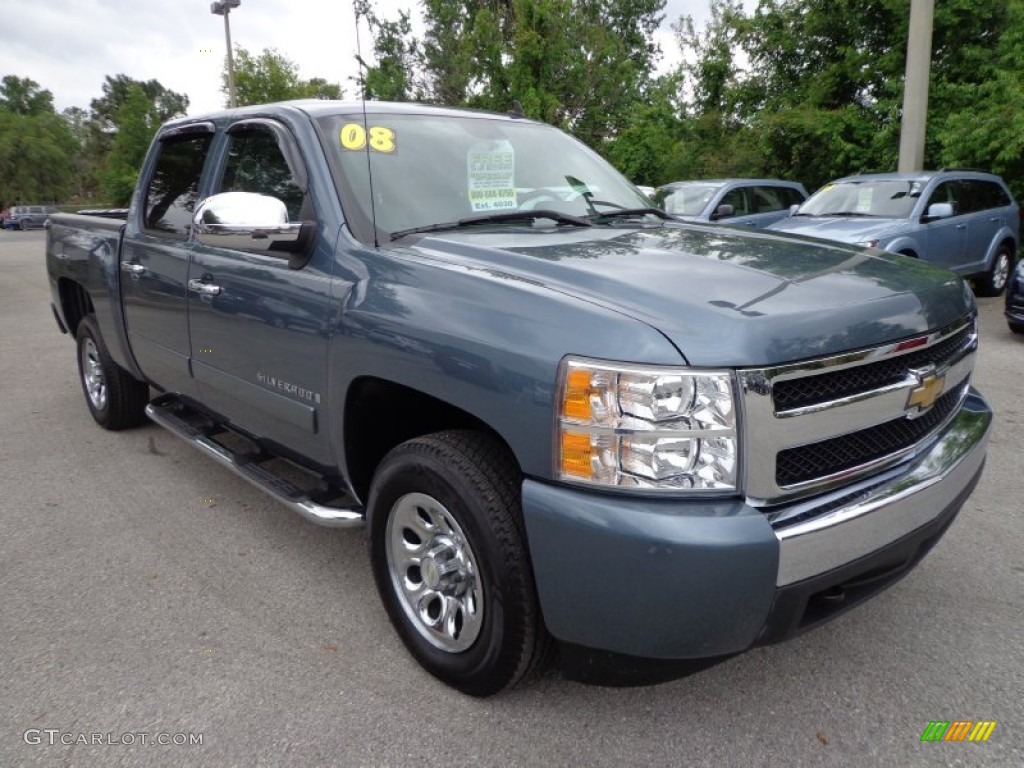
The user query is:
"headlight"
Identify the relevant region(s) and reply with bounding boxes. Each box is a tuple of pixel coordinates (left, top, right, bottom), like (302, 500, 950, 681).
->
(858, 239, 880, 248)
(556, 357, 738, 492)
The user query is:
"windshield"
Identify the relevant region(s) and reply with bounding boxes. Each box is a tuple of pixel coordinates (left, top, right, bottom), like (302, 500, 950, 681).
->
(316, 112, 652, 241)
(657, 184, 722, 216)
(799, 180, 924, 218)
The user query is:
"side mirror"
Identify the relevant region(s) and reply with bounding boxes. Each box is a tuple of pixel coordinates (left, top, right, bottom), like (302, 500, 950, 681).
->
(924, 202, 953, 221)
(711, 203, 735, 220)
(788, 204, 800, 216)
(193, 192, 314, 268)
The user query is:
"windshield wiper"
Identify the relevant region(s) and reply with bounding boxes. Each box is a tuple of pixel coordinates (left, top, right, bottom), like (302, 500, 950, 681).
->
(590, 207, 674, 222)
(390, 210, 592, 240)
(815, 211, 877, 217)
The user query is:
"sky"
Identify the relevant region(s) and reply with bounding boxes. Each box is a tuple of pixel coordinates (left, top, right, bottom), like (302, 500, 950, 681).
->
(0, 0, 721, 117)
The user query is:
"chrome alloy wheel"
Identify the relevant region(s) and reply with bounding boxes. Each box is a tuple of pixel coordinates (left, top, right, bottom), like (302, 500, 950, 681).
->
(385, 492, 484, 653)
(80, 338, 107, 411)
(993, 251, 1010, 292)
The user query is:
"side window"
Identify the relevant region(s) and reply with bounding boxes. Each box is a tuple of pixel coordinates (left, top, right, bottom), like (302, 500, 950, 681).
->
(720, 187, 751, 217)
(143, 133, 213, 235)
(753, 186, 785, 213)
(218, 126, 306, 221)
(972, 180, 1010, 210)
(926, 181, 960, 216)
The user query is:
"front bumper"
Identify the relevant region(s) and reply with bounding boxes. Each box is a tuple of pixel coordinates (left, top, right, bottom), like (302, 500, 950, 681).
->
(522, 389, 992, 660)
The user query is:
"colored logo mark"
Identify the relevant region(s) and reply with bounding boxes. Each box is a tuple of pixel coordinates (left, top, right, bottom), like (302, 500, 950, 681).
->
(920, 720, 997, 742)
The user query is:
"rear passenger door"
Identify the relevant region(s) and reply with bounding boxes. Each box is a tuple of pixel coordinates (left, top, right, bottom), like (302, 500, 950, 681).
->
(961, 180, 1009, 274)
(188, 119, 334, 465)
(120, 125, 214, 394)
(750, 185, 803, 227)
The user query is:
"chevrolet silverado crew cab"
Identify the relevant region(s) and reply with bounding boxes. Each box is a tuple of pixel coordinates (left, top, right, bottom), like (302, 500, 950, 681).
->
(46, 101, 992, 696)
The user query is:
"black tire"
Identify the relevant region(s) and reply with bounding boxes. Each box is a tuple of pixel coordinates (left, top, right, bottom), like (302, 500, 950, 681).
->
(1009, 321, 1024, 335)
(75, 315, 149, 430)
(368, 430, 552, 696)
(976, 245, 1014, 297)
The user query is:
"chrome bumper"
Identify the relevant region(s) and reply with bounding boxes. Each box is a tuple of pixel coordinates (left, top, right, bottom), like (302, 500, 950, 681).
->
(772, 388, 991, 586)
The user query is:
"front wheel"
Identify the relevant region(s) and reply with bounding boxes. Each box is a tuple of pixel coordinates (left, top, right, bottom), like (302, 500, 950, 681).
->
(76, 315, 150, 429)
(976, 245, 1013, 297)
(368, 430, 551, 696)
(1009, 321, 1024, 335)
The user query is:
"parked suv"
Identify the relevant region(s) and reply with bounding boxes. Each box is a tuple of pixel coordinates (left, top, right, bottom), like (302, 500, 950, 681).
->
(768, 171, 1020, 296)
(3, 205, 57, 230)
(656, 179, 808, 228)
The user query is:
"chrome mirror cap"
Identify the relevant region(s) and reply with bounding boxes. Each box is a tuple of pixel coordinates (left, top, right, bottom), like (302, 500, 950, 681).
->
(192, 192, 304, 254)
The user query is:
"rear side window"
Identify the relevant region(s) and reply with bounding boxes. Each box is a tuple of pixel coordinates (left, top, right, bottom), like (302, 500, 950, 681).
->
(753, 186, 786, 213)
(143, 133, 214, 236)
(962, 180, 1011, 211)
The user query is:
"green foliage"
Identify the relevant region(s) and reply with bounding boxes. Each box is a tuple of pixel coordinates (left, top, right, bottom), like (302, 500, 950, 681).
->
(0, 75, 75, 205)
(359, 0, 666, 147)
(0, 75, 55, 116)
(100, 86, 161, 206)
(0, 111, 77, 205)
(90, 74, 189, 133)
(227, 47, 344, 106)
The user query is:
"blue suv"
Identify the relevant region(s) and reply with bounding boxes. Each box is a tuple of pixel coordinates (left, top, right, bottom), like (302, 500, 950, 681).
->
(656, 179, 808, 229)
(768, 171, 1020, 296)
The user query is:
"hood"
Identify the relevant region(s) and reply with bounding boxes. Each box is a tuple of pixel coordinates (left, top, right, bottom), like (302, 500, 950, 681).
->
(767, 215, 904, 243)
(407, 224, 972, 367)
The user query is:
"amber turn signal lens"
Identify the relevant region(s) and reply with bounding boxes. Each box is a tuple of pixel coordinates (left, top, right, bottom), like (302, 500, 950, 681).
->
(562, 368, 593, 421)
(560, 430, 593, 478)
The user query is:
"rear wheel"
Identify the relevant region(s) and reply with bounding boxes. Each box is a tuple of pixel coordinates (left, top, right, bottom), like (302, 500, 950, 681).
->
(976, 245, 1013, 297)
(1010, 322, 1024, 335)
(76, 315, 149, 430)
(368, 430, 552, 696)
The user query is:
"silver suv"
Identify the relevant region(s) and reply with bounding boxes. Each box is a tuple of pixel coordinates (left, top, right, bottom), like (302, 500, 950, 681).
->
(3, 205, 57, 230)
(767, 171, 1020, 296)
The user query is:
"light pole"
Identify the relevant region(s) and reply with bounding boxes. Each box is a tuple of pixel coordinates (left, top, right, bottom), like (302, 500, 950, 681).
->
(211, 0, 242, 108)
(898, 0, 934, 172)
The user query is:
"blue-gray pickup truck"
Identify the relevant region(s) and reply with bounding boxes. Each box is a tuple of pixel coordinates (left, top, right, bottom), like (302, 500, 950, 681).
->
(46, 101, 992, 696)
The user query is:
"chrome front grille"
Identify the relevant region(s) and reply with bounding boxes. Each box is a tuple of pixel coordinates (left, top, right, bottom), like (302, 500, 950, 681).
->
(739, 317, 977, 506)
(771, 326, 971, 411)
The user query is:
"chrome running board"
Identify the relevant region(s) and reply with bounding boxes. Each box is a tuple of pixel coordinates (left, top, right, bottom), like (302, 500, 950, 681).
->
(145, 394, 364, 528)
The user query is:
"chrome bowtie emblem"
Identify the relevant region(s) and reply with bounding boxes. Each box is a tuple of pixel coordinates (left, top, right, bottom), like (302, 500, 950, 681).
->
(906, 369, 945, 416)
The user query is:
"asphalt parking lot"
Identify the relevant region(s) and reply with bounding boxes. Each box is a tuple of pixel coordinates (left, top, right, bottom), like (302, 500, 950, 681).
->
(1, 228, 1021, 767)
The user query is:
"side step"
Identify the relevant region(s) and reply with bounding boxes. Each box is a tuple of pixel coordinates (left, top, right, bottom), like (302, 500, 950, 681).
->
(145, 394, 364, 528)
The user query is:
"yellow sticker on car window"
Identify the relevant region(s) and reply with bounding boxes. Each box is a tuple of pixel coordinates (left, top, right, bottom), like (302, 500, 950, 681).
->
(340, 123, 396, 153)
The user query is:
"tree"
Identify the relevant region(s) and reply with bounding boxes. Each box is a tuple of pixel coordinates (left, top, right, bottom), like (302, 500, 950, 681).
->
(0, 75, 55, 116)
(99, 85, 161, 206)
(359, 0, 666, 147)
(226, 47, 344, 106)
(90, 74, 189, 134)
(0, 74, 75, 204)
(0, 112, 76, 205)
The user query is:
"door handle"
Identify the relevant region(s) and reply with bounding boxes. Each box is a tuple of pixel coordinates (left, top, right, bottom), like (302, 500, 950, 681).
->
(990, 216, 1001, 222)
(120, 261, 145, 277)
(956, 224, 967, 230)
(188, 279, 222, 296)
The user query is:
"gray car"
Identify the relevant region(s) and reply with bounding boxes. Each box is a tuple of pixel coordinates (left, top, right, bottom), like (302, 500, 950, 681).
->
(768, 171, 1020, 296)
(656, 179, 808, 228)
(3, 205, 58, 230)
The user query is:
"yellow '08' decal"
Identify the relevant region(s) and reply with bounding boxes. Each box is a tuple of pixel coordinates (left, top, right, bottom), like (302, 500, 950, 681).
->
(340, 123, 396, 153)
